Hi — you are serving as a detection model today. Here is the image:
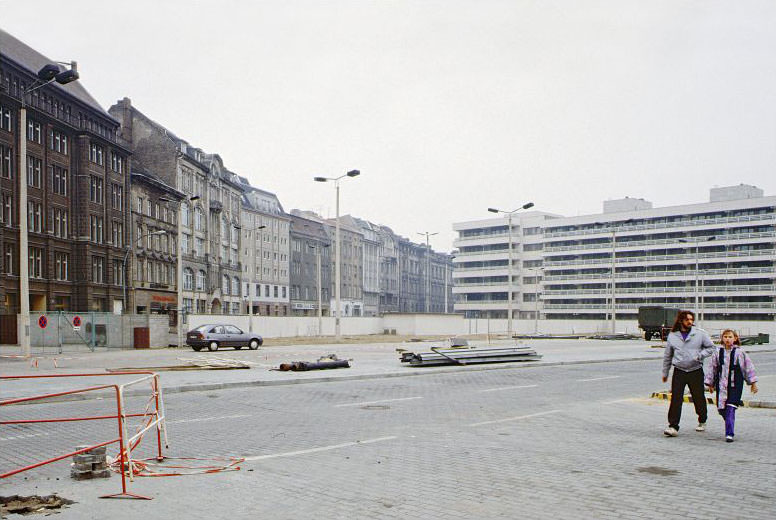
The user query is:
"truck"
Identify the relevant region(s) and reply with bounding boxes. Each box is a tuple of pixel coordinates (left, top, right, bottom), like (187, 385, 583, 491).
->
(638, 306, 681, 341)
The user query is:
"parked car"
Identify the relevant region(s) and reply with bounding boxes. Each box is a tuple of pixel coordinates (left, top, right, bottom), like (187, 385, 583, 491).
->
(186, 324, 263, 351)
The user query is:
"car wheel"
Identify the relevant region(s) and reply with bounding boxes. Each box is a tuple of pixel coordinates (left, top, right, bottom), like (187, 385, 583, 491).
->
(234, 345, 242, 350)
(192, 345, 202, 352)
(249, 339, 260, 350)
(208, 341, 219, 352)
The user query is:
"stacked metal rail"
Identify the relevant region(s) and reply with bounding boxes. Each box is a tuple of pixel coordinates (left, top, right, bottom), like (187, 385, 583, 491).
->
(400, 345, 541, 367)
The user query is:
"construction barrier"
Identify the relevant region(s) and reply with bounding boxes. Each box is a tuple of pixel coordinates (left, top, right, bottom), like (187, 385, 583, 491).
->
(0, 372, 168, 500)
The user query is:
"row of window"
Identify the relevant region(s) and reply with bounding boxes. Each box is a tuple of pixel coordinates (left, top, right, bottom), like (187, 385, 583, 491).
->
(136, 258, 174, 286)
(136, 196, 177, 224)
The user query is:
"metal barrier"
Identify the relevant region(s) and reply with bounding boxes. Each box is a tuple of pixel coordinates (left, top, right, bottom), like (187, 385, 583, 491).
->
(0, 372, 168, 500)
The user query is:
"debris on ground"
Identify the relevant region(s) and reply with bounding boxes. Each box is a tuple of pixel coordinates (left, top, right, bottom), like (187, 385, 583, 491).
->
(513, 333, 584, 340)
(107, 357, 252, 372)
(400, 345, 542, 367)
(585, 333, 642, 340)
(277, 354, 351, 371)
(71, 445, 110, 480)
(1, 495, 75, 516)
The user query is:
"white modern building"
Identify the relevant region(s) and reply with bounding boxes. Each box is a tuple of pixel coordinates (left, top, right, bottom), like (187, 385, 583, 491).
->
(453, 185, 776, 335)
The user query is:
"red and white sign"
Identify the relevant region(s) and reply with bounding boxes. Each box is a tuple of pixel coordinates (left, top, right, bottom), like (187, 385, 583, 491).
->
(72, 315, 82, 331)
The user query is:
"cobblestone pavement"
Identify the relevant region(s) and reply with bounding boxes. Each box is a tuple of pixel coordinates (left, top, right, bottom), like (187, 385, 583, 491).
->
(2, 355, 776, 519)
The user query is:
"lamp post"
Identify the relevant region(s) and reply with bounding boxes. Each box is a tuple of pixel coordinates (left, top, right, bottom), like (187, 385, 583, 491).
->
(529, 267, 544, 333)
(679, 236, 716, 323)
(309, 242, 330, 335)
(244, 224, 266, 332)
(161, 194, 199, 348)
(314, 169, 360, 340)
(123, 229, 168, 314)
(595, 219, 635, 333)
(445, 253, 456, 314)
(17, 61, 79, 358)
(418, 232, 438, 313)
(488, 202, 534, 338)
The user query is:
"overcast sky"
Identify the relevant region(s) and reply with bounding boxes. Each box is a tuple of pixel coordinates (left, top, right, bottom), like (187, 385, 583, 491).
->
(3, 1, 776, 251)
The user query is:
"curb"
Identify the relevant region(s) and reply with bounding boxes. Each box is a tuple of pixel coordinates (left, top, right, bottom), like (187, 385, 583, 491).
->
(650, 391, 776, 409)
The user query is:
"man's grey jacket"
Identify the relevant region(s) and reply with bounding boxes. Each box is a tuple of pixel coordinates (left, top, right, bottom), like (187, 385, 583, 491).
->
(662, 326, 716, 379)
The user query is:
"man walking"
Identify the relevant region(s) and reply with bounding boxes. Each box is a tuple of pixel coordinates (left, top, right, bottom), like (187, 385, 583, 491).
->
(662, 310, 715, 436)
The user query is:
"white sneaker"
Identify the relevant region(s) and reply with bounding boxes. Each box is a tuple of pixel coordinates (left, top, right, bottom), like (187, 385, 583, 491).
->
(695, 423, 706, 432)
(725, 435, 734, 443)
(663, 426, 678, 437)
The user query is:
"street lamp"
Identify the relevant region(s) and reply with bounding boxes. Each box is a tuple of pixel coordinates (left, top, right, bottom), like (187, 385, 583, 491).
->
(529, 267, 544, 333)
(418, 232, 438, 313)
(123, 229, 168, 314)
(314, 169, 360, 340)
(488, 202, 534, 338)
(445, 253, 457, 314)
(18, 62, 79, 358)
(245, 224, 266, 331)
(309, 242, 330, 335)
(594, 218, 635, 333)
(161, 194, 199, 348)
(679, 236, 716, 323)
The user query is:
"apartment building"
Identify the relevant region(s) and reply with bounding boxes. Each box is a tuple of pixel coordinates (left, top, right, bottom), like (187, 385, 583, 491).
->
(453, 185, 776, 330)
(240, 186, 290, 316)
(288, 212, 331, 316)
(1, 29, 131, 314)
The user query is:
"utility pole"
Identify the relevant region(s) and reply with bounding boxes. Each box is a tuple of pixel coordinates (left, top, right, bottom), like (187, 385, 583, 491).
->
(418, 232, 438, 312)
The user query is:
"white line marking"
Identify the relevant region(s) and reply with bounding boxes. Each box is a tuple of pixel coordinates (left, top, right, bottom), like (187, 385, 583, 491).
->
(0, 432, 51, 442)
(577, 376, 621, 382)
(334, 397, 423, 408)
(478, 384, 538, 393)
(244, 436, 398, 461)
(168, 414, 251, 425)
(468, 409, 562, 427)
(601, 398, 639, 404)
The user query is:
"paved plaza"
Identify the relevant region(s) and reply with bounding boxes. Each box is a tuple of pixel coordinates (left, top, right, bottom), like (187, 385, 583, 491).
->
(2, 340, 776, 519)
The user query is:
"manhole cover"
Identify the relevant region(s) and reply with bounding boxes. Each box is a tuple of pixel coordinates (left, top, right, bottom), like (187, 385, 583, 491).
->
(1, 495, 75, 515)
(361, 405, 391, 410)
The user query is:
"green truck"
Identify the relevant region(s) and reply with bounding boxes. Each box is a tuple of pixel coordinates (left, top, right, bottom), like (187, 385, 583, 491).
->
(638, 306, 681, 341)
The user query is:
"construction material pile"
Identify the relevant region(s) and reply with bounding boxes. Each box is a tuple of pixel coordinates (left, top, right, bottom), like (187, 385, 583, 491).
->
(278, 354, 351, 371)
(400, 345, 542, 367)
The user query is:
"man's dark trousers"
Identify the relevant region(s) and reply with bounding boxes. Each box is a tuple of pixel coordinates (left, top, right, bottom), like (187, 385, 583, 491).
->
(668, 367, 707, 429)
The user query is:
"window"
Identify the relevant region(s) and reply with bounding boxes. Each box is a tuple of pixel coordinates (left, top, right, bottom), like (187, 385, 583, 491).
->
(0, 104, 12, 132)
(51, 165, 68, 195)
(222, 274, 230, 295)
(90, 176, 103, 203)
(27, 120, 42, 144)
(3, 243, 14, 274)
(0, 144, 12, 178)
(282, 286, 287, 298)
(181, 233, 190, 254)
(49, 129, 68, 155)
(231, 302, 240, 315)
(112, 221, 124, 246)
(111, 184, 123, 210)
(110, 152, 124, 173)
(90, 215, 103, 243)
(181, 203, 189, 227)
(136, 196, 143, 213)
(0, 193, 13, 227)
(113, 259, 124, 286)
(196, 270, 206, 291)
(184, 268, 194, 290)
(274, 285, 278, 298)
(195, 208, 202, 230)
(51, 208, 68, 238)
(27, 201, 43, 232)
(92, 256, 105, 283)
(29, 247, 43, 278)
(195, 237, 203, 257)
(225, 325, 242, 334)
(232, 276, 240, 296)
(27, 156, 42, 187)
(265, 285, 270, 297)
(89, 143, 104, 165)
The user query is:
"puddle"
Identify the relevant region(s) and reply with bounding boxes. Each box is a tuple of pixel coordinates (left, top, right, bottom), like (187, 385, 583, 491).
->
(636, 466, 679, 476)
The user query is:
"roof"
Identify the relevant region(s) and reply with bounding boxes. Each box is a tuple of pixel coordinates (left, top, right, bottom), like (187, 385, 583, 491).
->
(131, 169, 185, 199)
(0, 28, 113, 120)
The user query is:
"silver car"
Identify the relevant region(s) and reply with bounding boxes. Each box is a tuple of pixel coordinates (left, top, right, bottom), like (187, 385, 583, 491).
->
(186, 324, 263, 351)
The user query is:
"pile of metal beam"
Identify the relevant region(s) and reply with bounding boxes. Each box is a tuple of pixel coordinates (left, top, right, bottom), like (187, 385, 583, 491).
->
(400, 345, 541, 367)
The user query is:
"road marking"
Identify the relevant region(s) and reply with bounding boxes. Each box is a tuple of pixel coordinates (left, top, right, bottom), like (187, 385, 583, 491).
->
(478, 384, 538, 393)
(168, 414, 252, 425)
(468, 409, 562, 427)
(244, 436, 398, 461)
(334, 397, 423, 408)
(601, 398, 640, 404)
(577, 376, 621, 382)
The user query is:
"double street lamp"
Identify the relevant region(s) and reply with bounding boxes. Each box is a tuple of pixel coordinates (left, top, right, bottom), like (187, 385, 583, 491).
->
(314, 169, 360, 340)
(487, 202, 534, 338)
(309, 242, 330, 335)
(679, 236, 717, 323)
(18, 62, 80, 358)
(594, 219, 635, 334)
(418, 231, 438, 313)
